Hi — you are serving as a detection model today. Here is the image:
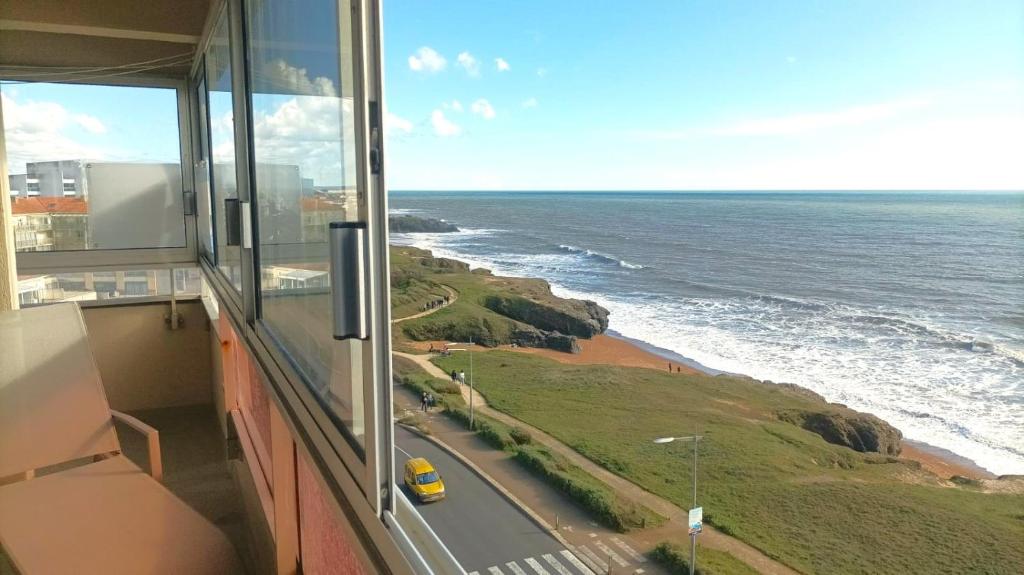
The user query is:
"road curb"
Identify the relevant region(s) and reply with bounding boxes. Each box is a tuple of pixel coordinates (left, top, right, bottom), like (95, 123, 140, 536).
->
(396, 422, 579, 553)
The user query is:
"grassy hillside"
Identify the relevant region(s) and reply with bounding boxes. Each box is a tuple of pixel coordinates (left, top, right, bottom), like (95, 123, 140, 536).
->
(431, 351, 1024, 575)
(390, 246, 606, 350)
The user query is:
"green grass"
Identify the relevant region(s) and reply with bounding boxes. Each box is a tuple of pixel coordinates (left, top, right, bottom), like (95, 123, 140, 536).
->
(431, 351, 1024, 575)
(652, 542, 759, 575)
(392, 355, 666, 532)
(391, 245, 593, 346)
(514, 444, 666, 531)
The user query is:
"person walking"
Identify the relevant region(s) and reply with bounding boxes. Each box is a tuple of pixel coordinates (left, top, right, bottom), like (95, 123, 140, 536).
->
(451, 369, 458, 383)
(421, 392, 428, 412)
(668, 362, 673, 372)
(458, 370, 466, 385)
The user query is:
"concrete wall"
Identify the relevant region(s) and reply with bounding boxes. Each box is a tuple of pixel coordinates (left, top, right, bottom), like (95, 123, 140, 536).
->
(83, 300, 213, 411)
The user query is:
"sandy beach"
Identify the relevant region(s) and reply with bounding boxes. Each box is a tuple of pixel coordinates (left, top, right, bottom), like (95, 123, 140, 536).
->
(405, 333, 993, 480)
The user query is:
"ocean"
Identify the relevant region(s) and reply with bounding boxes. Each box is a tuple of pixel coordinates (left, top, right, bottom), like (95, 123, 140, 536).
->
(388, 191, 1024, 476)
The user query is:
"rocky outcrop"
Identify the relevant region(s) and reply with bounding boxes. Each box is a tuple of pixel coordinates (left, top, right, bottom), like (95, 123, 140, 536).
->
(482, 294, 609, 338)
(389, 215, 459, 233)
(511, 327, 582, 353)
(418, 256, 470, 272)
(778, 407, 903, 456)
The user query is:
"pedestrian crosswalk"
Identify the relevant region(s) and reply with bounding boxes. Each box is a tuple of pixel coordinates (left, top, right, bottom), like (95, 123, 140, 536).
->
(467, 538, 647, 575)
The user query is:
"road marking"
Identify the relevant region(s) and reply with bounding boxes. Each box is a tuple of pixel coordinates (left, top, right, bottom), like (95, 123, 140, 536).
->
(524, 557, 550, 575)
(468, 572, 479, 575)
(542, 553, 573, 575)
(577, 545, 608, 573)
(594, 540, 629, 567)
(560, 550, 596, 575)
(488, 567, 505, 575)
(395, 444, 414, 459)
(611, 537, 647, 563)
(634, 569, 645, 574)
(505, 561, 528, 575)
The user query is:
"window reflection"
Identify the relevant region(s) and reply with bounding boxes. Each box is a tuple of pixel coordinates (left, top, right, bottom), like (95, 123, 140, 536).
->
(206, 12, 243, 291)
(2, 84, 186, 252)
(247, 0, 363, 448)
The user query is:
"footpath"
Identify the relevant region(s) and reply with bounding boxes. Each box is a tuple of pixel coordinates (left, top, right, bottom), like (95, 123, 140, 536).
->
(393, 351, 800, 575)
(392, 285, 458, 324)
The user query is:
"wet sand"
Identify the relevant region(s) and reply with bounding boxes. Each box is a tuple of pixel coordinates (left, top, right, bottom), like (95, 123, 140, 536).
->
(508, 334, 703, 374)
(901, 441, 995, 480)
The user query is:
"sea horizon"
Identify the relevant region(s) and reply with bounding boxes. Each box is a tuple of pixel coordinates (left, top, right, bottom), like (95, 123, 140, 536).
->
(389, 190, 1024, 476)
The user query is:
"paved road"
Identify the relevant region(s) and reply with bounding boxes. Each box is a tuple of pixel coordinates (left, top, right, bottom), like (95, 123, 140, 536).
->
(394, 425, 594, 574)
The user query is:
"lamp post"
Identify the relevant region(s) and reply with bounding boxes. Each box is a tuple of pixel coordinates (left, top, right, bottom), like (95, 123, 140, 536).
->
(653, 433, 703, 575)
(447, 339, 475, 427)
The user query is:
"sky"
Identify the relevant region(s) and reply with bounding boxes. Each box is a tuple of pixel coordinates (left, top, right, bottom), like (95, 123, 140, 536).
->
(3, 1, 1023, 191)
(383, 0, 1024, 190)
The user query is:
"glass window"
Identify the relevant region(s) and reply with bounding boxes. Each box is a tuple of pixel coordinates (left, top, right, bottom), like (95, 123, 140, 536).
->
(247, 0, 364, 447)
(206, 11, 243, 292)
(194, 74, 215, 261)
(1, 82, 186, 252)
(16, 268, 200, 305)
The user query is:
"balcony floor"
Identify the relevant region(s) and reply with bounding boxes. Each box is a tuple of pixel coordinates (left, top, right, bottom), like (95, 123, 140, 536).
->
(116, 404, 253, 573)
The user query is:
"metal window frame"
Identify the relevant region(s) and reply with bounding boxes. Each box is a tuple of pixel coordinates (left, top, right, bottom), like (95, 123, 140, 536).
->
(4, 75, 200, 274)
(191, 0, 459, 572)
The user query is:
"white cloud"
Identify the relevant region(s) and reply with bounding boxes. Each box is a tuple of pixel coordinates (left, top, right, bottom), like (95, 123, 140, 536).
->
(442, 100, 464, 112)
(495, 57, 510, 72)
(256, 58, 337, 96)
(456, 52, 480, 76)
(711, 98, 930, 137)
(408, 47, 447, 73)
(431, 110, 461, 136)
(536, 67, 548, 78)
(385, 112, 414, 136)
(471, 99, 496, 120)
(786, 56, 797, 65)
(636, 97, 933, 141)
(521, 97, 539, 109)
(1, 92, 107, 173)
(73, 114, 107, 134)
(250, 95, 356, 185)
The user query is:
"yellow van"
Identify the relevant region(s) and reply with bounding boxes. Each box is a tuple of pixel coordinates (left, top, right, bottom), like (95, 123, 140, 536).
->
(403, 458, 446, 503)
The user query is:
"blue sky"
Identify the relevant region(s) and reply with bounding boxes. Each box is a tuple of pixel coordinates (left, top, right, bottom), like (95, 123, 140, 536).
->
(1, 82, 181, 174)
(3, 1, 1022, 190)
(383, 0, 1024, 190)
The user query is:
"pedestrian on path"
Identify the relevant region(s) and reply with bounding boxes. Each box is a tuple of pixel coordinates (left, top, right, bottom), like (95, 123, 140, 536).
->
(459, 370, 466, 385)
(421, 392, 428, 412)
(668, 362, 672, 372)
(451, 369, 458, 383)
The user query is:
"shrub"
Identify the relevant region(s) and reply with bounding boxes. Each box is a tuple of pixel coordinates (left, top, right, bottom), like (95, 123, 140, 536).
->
(513, 445, 665, 532)
(510, 427, 533, 446)
(652, 542, 698, 575)
(651, 542, 759, 575)
(476, 419, 517, 450)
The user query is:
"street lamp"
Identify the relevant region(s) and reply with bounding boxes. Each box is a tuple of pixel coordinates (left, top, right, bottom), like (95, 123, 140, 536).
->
(653, 433, 703, 575)
(447, 338, 475, 427)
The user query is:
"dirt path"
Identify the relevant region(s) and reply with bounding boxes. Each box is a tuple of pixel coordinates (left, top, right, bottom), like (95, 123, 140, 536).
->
(391, 284, 458, 324)
(392, 350, 802, 575)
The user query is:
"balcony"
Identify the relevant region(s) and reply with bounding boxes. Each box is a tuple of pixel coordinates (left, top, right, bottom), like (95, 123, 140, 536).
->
(0, 1, 416, 574)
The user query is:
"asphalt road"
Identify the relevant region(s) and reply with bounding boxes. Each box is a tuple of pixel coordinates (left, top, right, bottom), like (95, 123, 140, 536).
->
(394, 425, 568, 574)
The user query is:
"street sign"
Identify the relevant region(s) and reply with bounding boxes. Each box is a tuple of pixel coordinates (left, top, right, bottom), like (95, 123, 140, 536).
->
(688, 506, 703, 535)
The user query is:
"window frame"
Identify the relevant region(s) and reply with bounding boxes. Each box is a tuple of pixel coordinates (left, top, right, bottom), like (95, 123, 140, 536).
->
(191, 1, 441, 572)
(5, 75, 199, 274)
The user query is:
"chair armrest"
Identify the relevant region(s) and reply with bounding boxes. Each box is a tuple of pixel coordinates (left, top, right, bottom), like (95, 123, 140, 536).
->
(110, 410, 163, 482)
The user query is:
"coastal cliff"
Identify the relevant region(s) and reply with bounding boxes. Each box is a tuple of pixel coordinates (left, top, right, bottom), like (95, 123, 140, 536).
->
(390, 245, 608, 352)
(389, 214, 459, 233)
